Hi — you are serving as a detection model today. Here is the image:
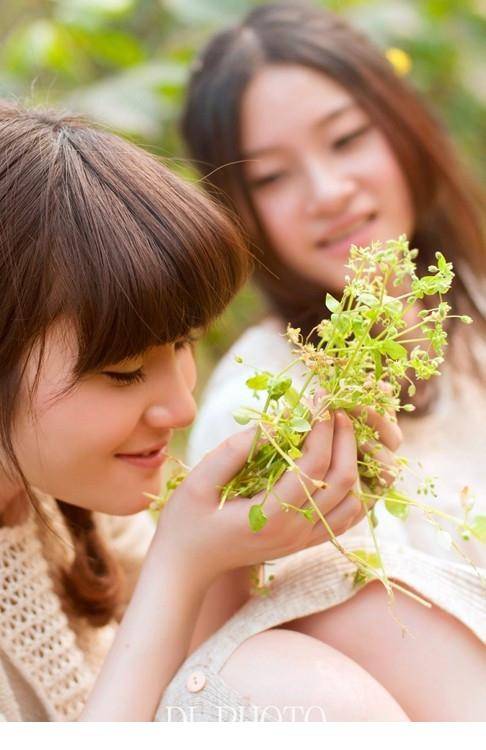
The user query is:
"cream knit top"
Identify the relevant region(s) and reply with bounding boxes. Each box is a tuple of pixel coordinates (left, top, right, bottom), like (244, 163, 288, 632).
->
(0, 491, 154, 721)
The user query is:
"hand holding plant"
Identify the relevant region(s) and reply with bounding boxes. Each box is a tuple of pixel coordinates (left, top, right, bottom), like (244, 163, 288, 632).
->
(149, 236, 485, 604)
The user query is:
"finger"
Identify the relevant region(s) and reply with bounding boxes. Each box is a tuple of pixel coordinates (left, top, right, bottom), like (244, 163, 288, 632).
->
(351, 405, 402, 451)
(188, 427, 257, 492)
(359, 442, 399, 488)
(307, 491, 363, 545)
(279, 411, 358, 533)
(262, 411, 335, 515)
(314, 411, 358, 503)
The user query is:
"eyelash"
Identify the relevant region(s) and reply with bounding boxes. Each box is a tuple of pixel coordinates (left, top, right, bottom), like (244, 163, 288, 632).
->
(103, 335, 197, 385)
(333, 124, 371, 149)
(250, 172, 286, 189)
(103, 368, 146, 385)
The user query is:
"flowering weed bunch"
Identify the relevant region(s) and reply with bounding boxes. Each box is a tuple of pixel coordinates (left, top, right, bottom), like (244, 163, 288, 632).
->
(149, 236, 485, 605)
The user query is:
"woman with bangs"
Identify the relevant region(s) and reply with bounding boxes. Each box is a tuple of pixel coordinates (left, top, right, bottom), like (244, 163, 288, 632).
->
(162, 0, 486, 722)
(0, 100, 409, 721)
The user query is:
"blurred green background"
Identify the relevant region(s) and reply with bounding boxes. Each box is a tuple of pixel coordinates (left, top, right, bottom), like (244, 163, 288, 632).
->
(1, 0, 484, 457)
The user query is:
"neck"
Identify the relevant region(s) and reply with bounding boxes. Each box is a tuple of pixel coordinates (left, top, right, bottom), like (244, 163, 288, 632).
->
(0, 471, 29, 527)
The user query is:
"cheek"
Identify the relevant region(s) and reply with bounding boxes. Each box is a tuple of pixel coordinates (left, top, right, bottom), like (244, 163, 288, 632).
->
(18, 385, 137, 477)
(360, 136, 414, 229)
(252, 188, 303, 259)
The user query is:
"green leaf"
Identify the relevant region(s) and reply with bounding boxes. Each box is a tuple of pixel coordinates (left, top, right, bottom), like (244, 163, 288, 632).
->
(353, 549, 381, 568)
(288, 446, 302, 459)
(435, 252, 447, 272)
(249, 503, 268, 532)
(301, 507, 315, 522)
(325, 293, 340, 312)
(232, 408, 252, 425)
(381, 340, 408, 361)
(384, 490, 409, 520)
(284, 387, 301, 408)
(72, 28, 144, 68)
(357, 292, 379, 307)
(246, 372, 271, 390)
(470, 516, 486, 543)
(56, 0, 136, 26)
(289, 417, 312, 433)
(352, 549, 381, 586)
(268, 375, 292, 400)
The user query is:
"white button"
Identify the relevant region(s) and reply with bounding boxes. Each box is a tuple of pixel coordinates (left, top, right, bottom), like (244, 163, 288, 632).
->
(186, 670, 206, 693)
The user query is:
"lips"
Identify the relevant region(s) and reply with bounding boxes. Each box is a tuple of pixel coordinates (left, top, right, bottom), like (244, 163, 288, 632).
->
(316, 213, 376, 250)
(115, 442, 169, 470)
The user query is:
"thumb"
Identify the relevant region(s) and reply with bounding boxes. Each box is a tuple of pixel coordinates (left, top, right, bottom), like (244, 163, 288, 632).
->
(188, 427, 256, 493)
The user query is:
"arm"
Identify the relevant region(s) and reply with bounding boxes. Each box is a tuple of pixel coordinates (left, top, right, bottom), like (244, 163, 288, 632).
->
(80, 415, 378, 721)
(187, 565, 253, 656)
(79, 530, 215, 722)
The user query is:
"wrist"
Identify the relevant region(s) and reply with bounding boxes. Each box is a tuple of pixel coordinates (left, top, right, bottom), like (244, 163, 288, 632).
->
(150, 521, 221, 592)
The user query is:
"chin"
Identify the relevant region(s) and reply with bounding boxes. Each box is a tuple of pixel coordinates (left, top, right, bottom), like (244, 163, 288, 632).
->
(113, 492, 153, 516)
(88, 487, 154, 517)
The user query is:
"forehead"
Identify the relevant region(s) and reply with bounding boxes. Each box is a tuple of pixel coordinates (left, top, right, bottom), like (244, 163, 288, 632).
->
(240, 64, 357, 154)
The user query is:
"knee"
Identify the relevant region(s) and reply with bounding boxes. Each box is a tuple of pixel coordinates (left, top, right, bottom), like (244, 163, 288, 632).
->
(219, 628, 409, 722)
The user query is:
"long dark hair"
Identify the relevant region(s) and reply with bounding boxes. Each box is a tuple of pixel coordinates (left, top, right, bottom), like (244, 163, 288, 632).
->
(0, 100, 249, 625)
(181, 1, 485, 357)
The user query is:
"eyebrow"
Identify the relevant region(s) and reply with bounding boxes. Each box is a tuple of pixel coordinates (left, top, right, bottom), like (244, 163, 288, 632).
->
(243, 102, 357, 159)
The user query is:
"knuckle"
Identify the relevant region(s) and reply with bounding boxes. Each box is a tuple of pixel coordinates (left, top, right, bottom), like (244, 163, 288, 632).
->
(337, 466, 358, 491)
(387, 430, 402, 452)
(276, 528, 298, 550)
(350, 496, 363, 517)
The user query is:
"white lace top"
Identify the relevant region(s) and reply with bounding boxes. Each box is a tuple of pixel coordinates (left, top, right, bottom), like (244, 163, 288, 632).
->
(188, 318, 486, 569)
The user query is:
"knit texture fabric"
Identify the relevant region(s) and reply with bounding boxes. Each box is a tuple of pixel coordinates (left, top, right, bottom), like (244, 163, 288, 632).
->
(0, 491, 154, 721)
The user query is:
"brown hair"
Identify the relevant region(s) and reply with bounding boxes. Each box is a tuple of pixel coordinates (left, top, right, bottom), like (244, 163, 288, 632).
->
(0, 100, 249, 625)
(181, 1, 485, 357)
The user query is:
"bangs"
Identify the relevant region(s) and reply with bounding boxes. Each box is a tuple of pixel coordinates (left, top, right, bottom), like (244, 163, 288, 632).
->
(44, 123, 248, 375)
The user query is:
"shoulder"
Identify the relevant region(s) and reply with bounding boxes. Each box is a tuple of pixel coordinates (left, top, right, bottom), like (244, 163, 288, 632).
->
(206, 318, 292, 391)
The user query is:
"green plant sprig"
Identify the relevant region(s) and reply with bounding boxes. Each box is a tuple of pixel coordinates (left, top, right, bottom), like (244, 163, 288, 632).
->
(149, 236, 485, 604)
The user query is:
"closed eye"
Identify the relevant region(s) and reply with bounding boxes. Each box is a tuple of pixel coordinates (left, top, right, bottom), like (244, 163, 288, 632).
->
(248, 171, 286, 189)
(103, 368, 146, 385)
(333, 124, 372, 149)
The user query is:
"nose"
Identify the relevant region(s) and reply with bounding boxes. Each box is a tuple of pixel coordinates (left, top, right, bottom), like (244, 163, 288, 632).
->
(304, 160, 356, 217)
(142, 361, 197, 432)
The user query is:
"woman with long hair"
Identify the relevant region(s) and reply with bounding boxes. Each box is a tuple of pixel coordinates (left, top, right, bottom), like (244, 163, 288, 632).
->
(0, 99, 387, 720)
(164, 1, 486, 721)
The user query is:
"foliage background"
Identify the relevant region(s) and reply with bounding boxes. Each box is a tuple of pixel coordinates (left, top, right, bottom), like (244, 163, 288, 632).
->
(1, 0, 484, 448)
